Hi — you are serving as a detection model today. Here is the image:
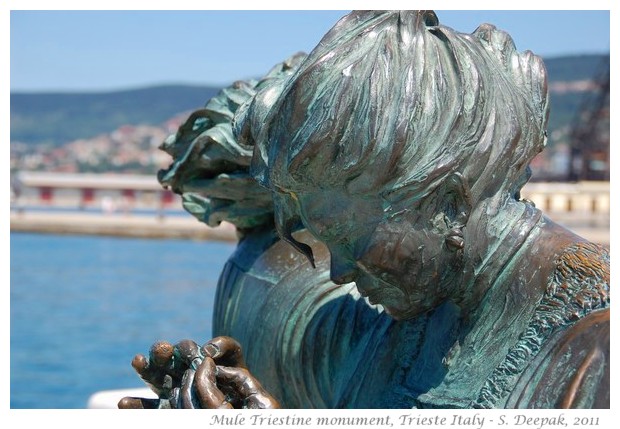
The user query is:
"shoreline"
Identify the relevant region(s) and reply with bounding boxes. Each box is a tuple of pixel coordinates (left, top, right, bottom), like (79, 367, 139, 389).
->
(10, 210, 239, 242)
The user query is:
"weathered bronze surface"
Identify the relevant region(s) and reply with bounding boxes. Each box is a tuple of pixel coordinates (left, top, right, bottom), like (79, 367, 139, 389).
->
(120, 10, 609, 409)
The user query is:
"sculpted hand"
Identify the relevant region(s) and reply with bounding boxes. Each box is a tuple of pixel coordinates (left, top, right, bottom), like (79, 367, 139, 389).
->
(176, 336, 280, 409)
(118, 336, 279, 409)
(117, 339, 193, 409)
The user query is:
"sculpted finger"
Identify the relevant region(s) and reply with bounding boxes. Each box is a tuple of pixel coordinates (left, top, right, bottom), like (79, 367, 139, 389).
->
(131, 353, 165, 394)
(194, 357, 232, 409)
(216, 366, 280, 408)
(202, 336, 246, 368)
(175, 339, 202, 367)
(132, 340, 184, 395)
(215, 366, 258, 397)
(245, 393, 281, 409)
(118, 396, 161, 409)
(145, 340, 190, 384)
(179, 368, 198, 408)
(150, 341, 174, 367)
(131, 354, 149, 377)
(135, 340, 174, 383)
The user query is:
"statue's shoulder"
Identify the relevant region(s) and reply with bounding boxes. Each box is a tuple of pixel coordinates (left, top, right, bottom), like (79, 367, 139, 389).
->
(474, 238, 610, 409)
(506, 307, 609, 408)
(550, 241, 609, 296)
(544, 240, 609, 324)
(504, 240, 610, 408)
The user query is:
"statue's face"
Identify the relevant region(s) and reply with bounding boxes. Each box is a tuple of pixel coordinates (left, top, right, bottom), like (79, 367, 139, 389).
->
(296, 189, 460, 320)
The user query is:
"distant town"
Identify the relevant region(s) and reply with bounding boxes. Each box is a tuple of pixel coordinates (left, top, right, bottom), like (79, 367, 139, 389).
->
(10, 111, 189, 176)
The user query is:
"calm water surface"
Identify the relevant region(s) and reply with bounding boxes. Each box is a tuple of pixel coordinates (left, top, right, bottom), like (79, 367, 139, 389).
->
(10, 232, 236, 409)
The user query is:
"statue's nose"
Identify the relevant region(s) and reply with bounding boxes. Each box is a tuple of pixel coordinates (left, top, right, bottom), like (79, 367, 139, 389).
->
(330, 256, 358, 285)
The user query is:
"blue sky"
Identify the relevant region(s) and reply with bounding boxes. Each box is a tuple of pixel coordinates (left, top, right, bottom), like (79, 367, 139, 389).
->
(8, 8, 612, 93)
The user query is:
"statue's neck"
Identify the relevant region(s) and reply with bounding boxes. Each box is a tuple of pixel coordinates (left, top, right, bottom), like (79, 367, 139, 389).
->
(458, 198, 545, 317)
(414, 200, 549, 408)
(417, 200, 590, 408)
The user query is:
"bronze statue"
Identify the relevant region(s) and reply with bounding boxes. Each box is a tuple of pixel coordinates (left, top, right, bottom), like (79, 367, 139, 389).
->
(119, 10, 609, 409)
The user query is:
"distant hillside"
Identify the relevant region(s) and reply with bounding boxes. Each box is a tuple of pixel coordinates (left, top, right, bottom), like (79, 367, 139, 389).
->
(10, 54, 609, 148)
(10, 85, 220, 146)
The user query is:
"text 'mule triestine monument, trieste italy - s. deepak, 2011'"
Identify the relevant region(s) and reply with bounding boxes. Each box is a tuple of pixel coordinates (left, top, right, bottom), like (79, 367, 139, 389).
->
(118, 10, 610, 409)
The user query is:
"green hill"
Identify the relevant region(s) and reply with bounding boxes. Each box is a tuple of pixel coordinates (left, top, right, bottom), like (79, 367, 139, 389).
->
(10, 85, 220, 146)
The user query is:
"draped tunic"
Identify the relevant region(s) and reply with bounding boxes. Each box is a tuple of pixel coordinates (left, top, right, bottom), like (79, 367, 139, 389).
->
(212, 225, 609, 408)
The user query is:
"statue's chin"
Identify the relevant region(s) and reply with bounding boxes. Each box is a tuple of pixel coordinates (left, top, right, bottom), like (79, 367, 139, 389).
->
(356, 276, 425, 320)
(383, 305, 425, 321)
(378, 296, 424, 321)
(381, 295, 446, 321)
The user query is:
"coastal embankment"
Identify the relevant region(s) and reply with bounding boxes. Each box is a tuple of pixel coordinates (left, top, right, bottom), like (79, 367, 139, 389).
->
(10, 211, 238, 242)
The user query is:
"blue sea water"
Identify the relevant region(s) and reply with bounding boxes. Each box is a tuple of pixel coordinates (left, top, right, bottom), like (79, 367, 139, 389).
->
(10, 232, 236, 409)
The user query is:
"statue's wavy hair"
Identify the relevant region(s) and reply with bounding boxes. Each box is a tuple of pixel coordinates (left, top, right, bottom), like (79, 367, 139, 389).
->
(235, 11, 549, 260)
(158, 53, 306, 233)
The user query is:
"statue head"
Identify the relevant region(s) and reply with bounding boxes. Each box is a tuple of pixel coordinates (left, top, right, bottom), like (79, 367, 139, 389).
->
(236, 11, 550, 319)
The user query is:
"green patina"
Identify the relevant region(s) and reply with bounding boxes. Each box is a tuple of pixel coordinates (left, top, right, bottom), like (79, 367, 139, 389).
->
(145, 10, 609, 409)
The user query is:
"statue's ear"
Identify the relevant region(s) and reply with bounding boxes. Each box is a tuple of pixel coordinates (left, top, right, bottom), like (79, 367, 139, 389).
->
(437, 172, 472, 228)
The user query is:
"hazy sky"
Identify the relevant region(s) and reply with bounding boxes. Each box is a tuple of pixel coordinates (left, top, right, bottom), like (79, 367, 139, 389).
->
(7, 7, 612, 93)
